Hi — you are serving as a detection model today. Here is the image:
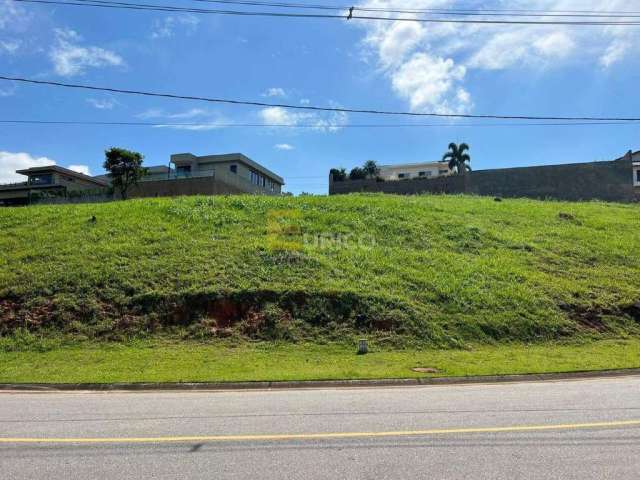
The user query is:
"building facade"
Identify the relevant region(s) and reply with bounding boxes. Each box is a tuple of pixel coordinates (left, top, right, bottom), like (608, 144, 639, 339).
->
(168, 152, 283, 194)
(0, 165, 108, 206)
(0, 152, 285, 206)
(126, 152, 284, 198)
(377, 161, 452, 181)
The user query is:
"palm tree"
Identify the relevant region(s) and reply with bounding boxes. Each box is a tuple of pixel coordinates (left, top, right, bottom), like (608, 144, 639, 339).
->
(442, 143, 471, 175)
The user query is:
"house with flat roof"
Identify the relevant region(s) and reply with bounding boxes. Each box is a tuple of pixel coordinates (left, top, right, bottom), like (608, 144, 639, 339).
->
(0, 151, 285, 206)
(169, 152, 284, 194)
(99, 152, 284, 199)
(377, 161, 453, 181)
(0, 165, 109, 206)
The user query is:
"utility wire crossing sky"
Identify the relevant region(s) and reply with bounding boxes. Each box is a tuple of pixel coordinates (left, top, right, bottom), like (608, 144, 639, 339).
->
(13, 0, 640, 25)
(2, 75, 640, 122)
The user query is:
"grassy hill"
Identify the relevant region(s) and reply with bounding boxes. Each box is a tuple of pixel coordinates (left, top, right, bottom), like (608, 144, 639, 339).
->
(1, 193, 639, 349)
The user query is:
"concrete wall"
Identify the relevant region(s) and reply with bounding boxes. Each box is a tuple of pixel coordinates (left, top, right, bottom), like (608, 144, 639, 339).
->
(127, 170, 281, 199)
(330, 174, 467, 196)
(467, 157, 634, 202)
(330, 153, 638, 203)
(51, 173, 106, 192)
(128, 176, 243, 198)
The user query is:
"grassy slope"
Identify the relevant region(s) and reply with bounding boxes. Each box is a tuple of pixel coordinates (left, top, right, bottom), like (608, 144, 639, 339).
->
(1, 194, 639, 348)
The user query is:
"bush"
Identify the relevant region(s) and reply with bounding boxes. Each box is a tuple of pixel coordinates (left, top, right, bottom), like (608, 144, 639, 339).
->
(330, 168, 347, 182)
(349, 167, 366, 180)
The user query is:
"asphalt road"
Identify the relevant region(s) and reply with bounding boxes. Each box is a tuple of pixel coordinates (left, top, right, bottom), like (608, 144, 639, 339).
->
(1, 376, 640, 479)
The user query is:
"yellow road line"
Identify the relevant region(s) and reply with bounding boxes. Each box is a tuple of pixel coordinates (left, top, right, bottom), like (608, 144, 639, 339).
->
(1, 419, 639, 444)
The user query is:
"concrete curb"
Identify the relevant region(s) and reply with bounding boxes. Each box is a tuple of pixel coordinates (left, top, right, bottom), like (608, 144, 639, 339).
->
(1, 368, 640, 392)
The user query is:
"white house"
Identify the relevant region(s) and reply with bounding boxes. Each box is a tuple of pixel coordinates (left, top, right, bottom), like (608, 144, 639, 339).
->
(377, 161, 452, 181)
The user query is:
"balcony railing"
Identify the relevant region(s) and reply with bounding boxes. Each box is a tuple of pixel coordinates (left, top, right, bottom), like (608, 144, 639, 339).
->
(139, 169, 216, 182)
(0, 180, 28, 188)
(0, 180, 58, 190)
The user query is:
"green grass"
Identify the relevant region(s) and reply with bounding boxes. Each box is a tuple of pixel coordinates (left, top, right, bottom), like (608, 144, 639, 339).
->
(1, 193, 639, 348)
(1, 339, 639, 384)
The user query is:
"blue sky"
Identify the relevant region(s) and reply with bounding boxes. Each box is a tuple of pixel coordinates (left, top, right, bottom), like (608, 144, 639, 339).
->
(0, 0, 639, 194)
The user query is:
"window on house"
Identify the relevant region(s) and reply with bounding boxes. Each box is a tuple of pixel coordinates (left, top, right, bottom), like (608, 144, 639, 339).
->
(29, 174, 53, 185)
(398, 173, 409, 179)
(230, 165, 237, 174)
(439, 170, 449, 175)
(176, 165, 191, 177)
(635, 169, 640, 185)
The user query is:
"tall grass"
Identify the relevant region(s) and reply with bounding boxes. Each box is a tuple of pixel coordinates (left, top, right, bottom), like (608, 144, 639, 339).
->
(1, 193, 638, 345)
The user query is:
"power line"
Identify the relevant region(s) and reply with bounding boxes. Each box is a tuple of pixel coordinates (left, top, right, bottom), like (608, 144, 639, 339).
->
(19, 0, 640, 20)
(0, 119, 638, 127)
(12, 0, 640, 25)
(184, 0, 640, 19)
(2, 75, 640, 122)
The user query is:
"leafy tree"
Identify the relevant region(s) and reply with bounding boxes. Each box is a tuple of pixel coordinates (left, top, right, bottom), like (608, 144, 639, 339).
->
(362, 160, 380, 179)
(103, 147, 146, 200)
(330, 168, 347, 182)
(442, 142, 471, 175)
(349, 167, 366, 180)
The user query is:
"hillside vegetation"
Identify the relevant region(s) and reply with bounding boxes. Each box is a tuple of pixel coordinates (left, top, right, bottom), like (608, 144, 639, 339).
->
(1, 193, 639, 347)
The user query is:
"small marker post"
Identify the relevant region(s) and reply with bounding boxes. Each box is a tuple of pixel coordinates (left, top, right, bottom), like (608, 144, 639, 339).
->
(357, 339, 368, 355)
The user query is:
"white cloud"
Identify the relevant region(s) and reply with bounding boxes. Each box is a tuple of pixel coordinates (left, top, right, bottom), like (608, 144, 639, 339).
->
(369, 20, 426, 68)
(600, 39, 630, 68)
(151, 14, 199, 39)
(167, 108, 210, 120)
(0, 39, 19, 54)
(259, 106, 294, 125)
(67, 164, 91, 175)
(86, 97, 117, 110)
(138, 108, 209, 120)
(534, 32, 575, 58)
(300, 98, 310, 105)
(50, 28, 124, 77)
(137, 108, 230, 131)
(0, 151, 56, 183)
(468, 30, 576, 70)
(160, 122, 226, 132)
(391, 53, 470, 114)
(355, 0, 640, 112)
(0, 0, 29, 31)
(263, 87, 286, 97)
(274, 143, 294, 150)
(0, 0, 29, 56)
(467, 31, 533, 70)
(259, 106, 348, 132)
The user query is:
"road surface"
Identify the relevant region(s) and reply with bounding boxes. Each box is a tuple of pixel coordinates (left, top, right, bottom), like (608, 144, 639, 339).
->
(1, 376, 640, 479)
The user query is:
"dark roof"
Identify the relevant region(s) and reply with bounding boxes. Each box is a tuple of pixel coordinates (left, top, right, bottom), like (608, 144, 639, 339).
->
(16, 165, 109, 187)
